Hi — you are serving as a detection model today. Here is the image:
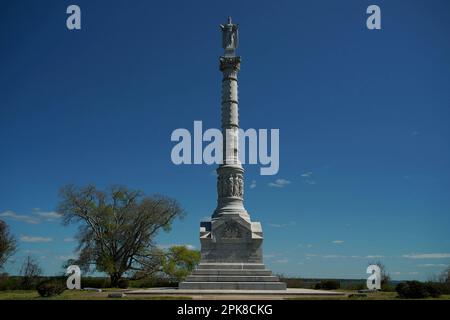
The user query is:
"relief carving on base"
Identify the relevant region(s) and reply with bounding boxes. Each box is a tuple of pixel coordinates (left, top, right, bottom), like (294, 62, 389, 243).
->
(220, 220, 242, 239)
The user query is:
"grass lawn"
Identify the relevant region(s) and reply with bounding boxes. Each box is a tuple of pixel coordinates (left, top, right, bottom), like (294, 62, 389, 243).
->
(287, 290, 450, 300)
(0, 290, 192, 300)
(0, 289, 449, 300)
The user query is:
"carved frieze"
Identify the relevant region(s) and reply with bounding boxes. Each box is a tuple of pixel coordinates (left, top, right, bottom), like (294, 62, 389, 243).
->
(217, 172, 244, 198)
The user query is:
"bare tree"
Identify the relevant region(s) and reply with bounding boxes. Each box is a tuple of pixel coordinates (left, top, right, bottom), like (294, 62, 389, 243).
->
(0, 219, 16, 270)
(20, 255, 42, 289)
(57, 184, 185, 287)
(441, 267, 450, 284)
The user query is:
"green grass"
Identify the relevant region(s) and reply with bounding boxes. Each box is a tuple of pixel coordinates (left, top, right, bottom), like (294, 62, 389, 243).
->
(0, 290, 106, 300)
(0, 289, 449, 300)
(286, 290, 450, 300)
(0, 290, 192, 300)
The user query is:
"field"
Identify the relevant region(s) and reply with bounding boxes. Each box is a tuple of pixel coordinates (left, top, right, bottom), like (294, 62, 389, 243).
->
(0, 289, 192, 300)
(0, 289, 449, 300)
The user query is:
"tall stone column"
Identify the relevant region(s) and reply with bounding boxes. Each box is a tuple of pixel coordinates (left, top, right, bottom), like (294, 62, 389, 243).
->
(212, 54, 250, 221)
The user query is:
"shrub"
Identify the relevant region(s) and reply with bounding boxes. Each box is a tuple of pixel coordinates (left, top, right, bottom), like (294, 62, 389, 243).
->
(381, 284, 396, 292)
(0, 276, 34, 290)
(395, 281, 441, 299)
(117, 278, 129, 289)
(129, 277, 178, 288)
(280, 277, 304, 288)
(427, 281, 450, 295)
(315, 280, 340, 290)
(442, 283, 450, 295)
(0, 273, 11, 290)
(81, 277, 111, 289)
(36, 279, 66, 297)
(340, 281, 366, 291)
(424, 282, 442, 298)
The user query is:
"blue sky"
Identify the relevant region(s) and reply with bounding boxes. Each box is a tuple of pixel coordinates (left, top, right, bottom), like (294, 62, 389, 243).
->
(1, 0, 449, 281)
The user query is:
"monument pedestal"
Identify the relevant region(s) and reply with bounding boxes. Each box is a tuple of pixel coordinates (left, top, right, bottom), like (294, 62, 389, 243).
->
(179, 216, 286, 290)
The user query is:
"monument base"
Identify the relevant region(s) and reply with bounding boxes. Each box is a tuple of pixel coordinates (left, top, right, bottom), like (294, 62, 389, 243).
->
(179, 215, 286, 290)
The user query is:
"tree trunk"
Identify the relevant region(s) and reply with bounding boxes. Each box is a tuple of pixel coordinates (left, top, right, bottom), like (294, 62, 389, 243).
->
(110, 272, 122, 288)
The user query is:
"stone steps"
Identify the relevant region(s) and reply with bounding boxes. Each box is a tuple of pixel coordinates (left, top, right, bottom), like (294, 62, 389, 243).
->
(179, 281, 287, 290)
(180, 264, 287, 290)
(192, 269, 272, 276)
(186, 275, 280, 282)
(196, 263, 266, 270)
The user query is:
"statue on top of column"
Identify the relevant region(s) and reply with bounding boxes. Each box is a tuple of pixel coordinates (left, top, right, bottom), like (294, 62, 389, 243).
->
(220, 17, 238, 56)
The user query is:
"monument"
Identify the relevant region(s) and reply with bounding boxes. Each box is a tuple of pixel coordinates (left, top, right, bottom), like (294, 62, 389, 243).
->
(179, 18, 286, 290)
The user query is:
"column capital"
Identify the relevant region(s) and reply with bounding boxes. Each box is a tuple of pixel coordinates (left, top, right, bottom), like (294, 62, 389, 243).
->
(219, 56, 241, 72)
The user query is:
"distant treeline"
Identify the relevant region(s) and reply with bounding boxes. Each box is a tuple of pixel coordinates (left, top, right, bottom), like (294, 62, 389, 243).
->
(1, 274, 403, 291)
(279, 277, 403, 291)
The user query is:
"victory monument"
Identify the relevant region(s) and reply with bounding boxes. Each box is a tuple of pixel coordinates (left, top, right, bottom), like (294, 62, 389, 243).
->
(179, 18, 286, 290)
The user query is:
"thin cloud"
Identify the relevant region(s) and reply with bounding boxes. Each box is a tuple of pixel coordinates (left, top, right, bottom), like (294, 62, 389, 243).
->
(267, 221, 296, 228)
(273, 259, 289, 264)
(33, 209, 62, 220)
(25, 249, 44, 254)
(268, 179, 291, 188)
(332, 240, 344, 244)
(267, 223, 284, 228)
(403, 253, 450, 259)
(301, 171, 316, 185)
(394, 271, 419, 275)
(0, 210, 40, 224)
(159, 244, 196, 250)
(315, 254, 385, 260)
(417, 264, 448, 268)
(0, 209, 61, 224)
(63, 237, 76, 242)
(250, 180, 257, 189)
(57, 255, 77, 261)
(323, 255, 362, 259)
(20, 236, 53, 243)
